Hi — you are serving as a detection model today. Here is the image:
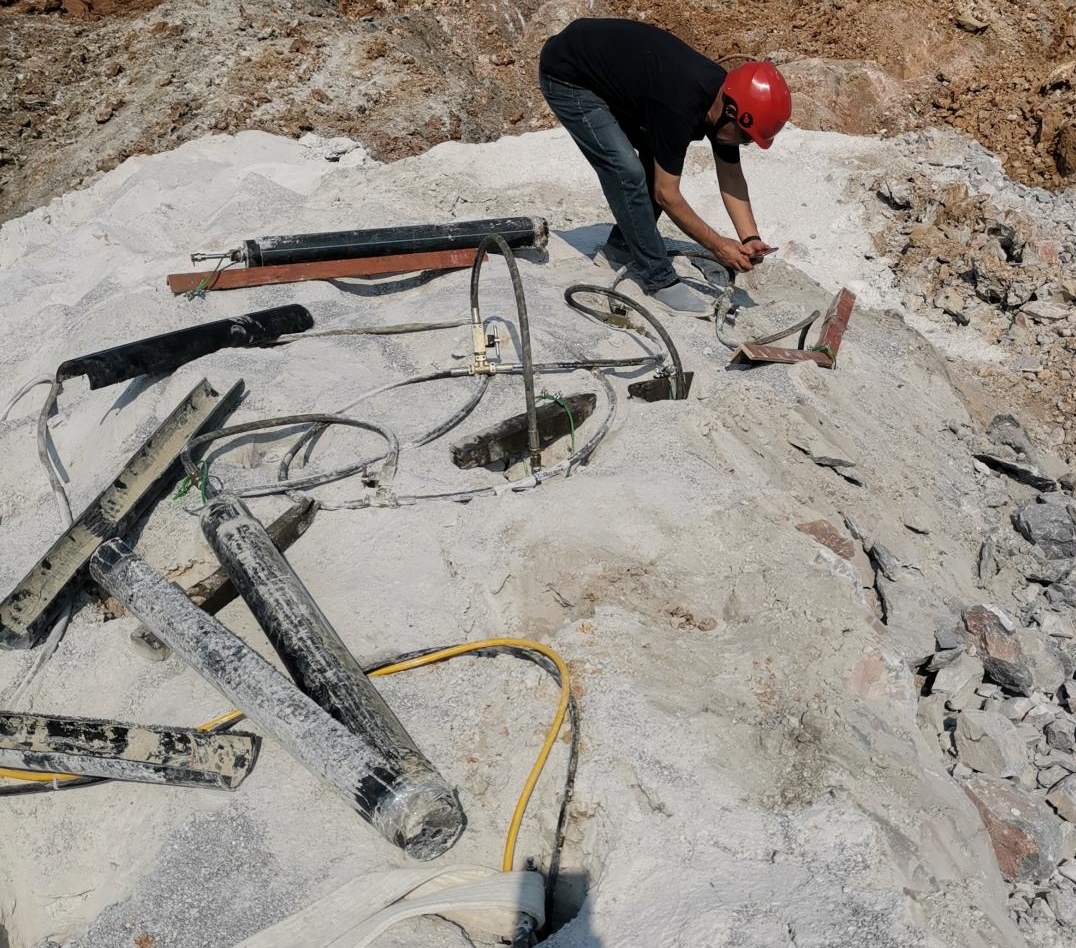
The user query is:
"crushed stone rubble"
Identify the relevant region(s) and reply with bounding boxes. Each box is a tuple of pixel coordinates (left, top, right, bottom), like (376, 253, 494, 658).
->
(867, 128, 1076, 462)
(902, 410, 1076, 938)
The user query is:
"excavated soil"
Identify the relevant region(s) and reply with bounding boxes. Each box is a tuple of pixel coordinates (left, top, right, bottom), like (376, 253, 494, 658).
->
(1, 0, 1075, 224)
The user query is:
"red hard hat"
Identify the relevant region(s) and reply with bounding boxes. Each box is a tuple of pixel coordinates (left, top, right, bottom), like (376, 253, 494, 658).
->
(721, 61, 792, 149)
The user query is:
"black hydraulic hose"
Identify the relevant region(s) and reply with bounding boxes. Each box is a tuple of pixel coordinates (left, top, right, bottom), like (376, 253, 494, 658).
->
(715, 307, 822, 353)
(283, 369, 465, 475)
(181, 414, 399, 498)
(669, 248, 825, 352)
(563, 285, 687, 399)
(411, 374, 492, 447)
(471, 235, 541, 470)
(526, 357, 660, 372)
(272, 376, 494, 503)
(279, 360, 645, 496)
(394, 369, 617, 505)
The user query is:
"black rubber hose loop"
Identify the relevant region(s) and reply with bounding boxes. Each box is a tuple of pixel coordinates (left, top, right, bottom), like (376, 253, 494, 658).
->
(181, 414, 399, 498)
(562, 284, 688, 399)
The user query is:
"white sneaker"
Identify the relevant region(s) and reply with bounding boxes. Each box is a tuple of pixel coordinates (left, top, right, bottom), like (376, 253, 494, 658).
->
(648, 281, 714, 317)
(593, 242, 635, 271)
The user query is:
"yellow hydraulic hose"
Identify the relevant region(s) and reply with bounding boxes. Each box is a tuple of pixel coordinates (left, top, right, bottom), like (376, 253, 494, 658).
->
(368, 637, 571, 872)
(0, 639, 570, 873)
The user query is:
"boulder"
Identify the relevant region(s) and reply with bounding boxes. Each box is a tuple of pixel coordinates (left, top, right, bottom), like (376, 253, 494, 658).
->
(1048, 774, 1076, 824)
(986, 414, 1038, 460)
(933, 286, 969, 324)
(1046, 884, 1076, 928)
(999, 696, 1035, 721)
(954, 710, 1029, 777)
(1060, 682, 1076, 715)
(931, 651, 984, 711)
(917, 692, 950, 736)
(1039, 765, 1071, 789)
(1013, 501, 1076, 560)
(1047, 577, 1076, 608)
(962, 605, 1034, 695)
(964, 776, 1065, 881)
(877, 580, 958, 665)
(1047, 716, 1076, 754)
(1022, 301, 1071, 324)
(1016, 629, 1068, 696)
(1040, 612, 1076, 640)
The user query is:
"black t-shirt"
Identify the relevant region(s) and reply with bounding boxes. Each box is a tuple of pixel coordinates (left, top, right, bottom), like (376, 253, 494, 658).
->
(540, 18, 739, 174)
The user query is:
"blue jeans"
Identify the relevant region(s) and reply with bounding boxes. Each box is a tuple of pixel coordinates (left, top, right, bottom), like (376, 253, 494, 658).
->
(539, 73, 678, 291)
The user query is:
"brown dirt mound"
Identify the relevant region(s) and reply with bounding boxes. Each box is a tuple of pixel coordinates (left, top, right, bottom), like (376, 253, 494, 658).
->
(1, 0, 1074, 224)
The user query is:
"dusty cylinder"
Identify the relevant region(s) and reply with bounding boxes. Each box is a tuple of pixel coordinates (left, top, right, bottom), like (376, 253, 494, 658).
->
(199, 493, 446, 788)
(57, 305, 314, 390)
(240, 217, 549, 266)
(0, 712, 258, 790)
(89, 539, 465, 860)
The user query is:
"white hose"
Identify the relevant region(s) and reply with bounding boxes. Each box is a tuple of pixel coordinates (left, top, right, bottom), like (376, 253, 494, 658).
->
(0, 374, 54, 422)
(235, 865, 544, 948)
(1, 374, 74, 708)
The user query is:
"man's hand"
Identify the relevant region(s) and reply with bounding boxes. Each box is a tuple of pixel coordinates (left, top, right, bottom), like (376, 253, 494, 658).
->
(742, 237, 775, 262)
(711, 235, 754, 272)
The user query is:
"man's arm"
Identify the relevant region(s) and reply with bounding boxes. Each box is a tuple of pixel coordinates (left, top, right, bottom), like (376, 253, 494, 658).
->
(652, 162, 754, 272)
(714, 154, 773, 261)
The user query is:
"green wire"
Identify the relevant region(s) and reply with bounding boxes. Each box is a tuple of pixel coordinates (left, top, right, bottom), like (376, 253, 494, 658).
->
(184, 258, 228, 301)
(174, 459, 211, 501)
(537, 393, 575, 454)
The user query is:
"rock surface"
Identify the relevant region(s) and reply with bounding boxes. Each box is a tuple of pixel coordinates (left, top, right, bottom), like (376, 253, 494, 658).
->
(956, 710, 1030, 777)
(965, 777, 1065, 882)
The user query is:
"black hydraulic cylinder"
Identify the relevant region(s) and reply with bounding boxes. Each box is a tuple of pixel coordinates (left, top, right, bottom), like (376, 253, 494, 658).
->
(89, 539, 465, 860)
(241, 217, 549, 267)
(57, 305, 313, 390)
(198, 494, 452, 799)
(0, 712, 258, 790)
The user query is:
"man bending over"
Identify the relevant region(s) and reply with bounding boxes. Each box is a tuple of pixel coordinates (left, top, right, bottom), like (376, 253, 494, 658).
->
(539, 18, 792, 316)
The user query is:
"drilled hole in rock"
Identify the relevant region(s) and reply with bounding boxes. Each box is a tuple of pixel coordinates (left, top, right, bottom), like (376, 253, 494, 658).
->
(543, 867, 590, 937)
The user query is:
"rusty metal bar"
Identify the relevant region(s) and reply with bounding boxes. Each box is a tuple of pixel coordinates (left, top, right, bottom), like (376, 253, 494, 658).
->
(728, 287, 855, 370)
(816, 287, 856, 356)
(729, 344, 833, 368)
(167, 249, 482, 295)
